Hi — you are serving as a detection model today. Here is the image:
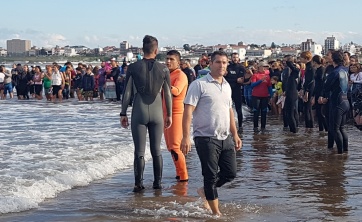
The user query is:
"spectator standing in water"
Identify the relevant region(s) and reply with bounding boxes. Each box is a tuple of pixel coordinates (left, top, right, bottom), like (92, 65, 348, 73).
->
(181, 50, 242, 217)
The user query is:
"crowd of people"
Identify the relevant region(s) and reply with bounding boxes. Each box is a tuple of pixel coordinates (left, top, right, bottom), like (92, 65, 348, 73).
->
(0, 59, 128, 102)
(191, 49, 362, 135)
(1, 34, 362, 217)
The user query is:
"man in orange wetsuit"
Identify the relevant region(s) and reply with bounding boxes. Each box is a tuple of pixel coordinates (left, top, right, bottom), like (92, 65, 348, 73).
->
(163, 50, 189, 182)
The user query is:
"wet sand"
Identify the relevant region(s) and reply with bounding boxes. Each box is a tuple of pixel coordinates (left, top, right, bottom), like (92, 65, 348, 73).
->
(1, 116, 362, 221)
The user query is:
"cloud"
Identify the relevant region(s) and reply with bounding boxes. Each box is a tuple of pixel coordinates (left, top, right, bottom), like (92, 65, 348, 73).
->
(0, 28, 69, 48)
(0, 27, 361, 49)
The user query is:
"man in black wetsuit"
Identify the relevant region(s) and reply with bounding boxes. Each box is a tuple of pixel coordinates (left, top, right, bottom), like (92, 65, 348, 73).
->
(224, 53, 245, 133)
(120, 35, 173, 192)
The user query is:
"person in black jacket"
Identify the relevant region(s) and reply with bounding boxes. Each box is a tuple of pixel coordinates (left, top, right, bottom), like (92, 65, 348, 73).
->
(225, 53, 245, 133)
(180, 59, 195, 86)
(16, 65, 30, 100)
(110, 58, 121, 101)
(312, 55, 328, 132)
(300, 51, 315, 130)
(81, 67, 95, 101)
(73, 67, 83, 101)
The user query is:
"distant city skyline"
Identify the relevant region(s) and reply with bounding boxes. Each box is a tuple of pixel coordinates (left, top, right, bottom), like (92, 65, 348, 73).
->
(1, 0, 362, 48)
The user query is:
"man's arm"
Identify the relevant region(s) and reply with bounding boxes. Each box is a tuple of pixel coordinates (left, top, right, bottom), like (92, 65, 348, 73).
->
(229, 108, 242, 151)
(181, 104, 196, 155)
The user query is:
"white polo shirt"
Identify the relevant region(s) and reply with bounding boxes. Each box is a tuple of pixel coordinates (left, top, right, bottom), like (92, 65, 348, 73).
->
(184, 73, 232, 140)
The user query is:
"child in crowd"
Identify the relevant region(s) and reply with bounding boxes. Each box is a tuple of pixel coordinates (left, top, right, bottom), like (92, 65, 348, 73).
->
(82, 67, 95, 101)
(73, 67, 83, 101)
(271, 76, 283, 115)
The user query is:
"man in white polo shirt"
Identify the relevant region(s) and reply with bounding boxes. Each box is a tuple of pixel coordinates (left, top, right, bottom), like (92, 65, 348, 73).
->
(181, 50, 242, 216)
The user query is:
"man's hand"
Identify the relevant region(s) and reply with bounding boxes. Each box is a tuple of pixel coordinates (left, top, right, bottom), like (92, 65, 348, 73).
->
(181, 137, 192, 155)
(164, 116, 172, 129)
(120, 116, 129, 128)
(234, 135, 242, 151)
(303, 92, 309, 102)
(310, 96, 315, 106)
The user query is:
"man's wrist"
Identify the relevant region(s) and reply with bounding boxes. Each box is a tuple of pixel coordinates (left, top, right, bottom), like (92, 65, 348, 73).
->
(120, 113, 127, 117)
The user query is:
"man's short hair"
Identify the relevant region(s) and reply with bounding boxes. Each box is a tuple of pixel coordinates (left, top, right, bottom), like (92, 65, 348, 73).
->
(231, 52, 239, 57)
(211, 50, 228, 62)
(166, 50, 181, 62)
(142, 35, 158, 55)
(332, 50, 344, 66)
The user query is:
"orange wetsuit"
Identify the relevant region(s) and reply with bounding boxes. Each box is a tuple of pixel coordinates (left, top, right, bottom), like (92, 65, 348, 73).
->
(162, 68, 189, 181)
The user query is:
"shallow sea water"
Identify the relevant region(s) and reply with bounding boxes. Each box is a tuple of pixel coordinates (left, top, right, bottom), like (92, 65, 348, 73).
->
(1, 100, 361, 221)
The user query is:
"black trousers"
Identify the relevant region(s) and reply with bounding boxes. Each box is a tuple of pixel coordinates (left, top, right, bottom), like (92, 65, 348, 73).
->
(315, 103, 328, 131)
(252, 96, 269, 128)
(330, 101, 349, 154)
(303, 100, 314, 128)
(284, 97, 299, 133)
(116, 81, 122, 101)
(194, 136, 236, 201)
(325, 101, 334, 149)
(232, 87, 243, 128)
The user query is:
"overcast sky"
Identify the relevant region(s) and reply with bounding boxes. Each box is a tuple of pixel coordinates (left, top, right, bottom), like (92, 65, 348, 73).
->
(1, 0, 361, 48)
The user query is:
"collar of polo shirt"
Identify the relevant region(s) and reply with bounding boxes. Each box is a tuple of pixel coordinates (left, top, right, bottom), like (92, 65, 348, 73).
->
(206, 73, 227, 84)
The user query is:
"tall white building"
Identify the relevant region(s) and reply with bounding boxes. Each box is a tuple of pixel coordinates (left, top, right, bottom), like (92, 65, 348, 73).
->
(311, 44, 323, 56)
(301, 39, 314, 52)
(343, 42, 356, 55)
(324, 36, 340, 54)
(120, 41, 130, 55)
(6, 39, 31, 55)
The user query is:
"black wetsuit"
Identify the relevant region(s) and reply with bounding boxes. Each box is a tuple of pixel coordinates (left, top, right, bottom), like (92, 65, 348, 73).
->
(284, 61, 300, 133)
(323, 65, 335, 148)
(323, 65, 350, 154)
(281, 67, 290, 128)
(120, 58, 172, 190)
(225, 62, 245, 129)
(303, 62, 315, 128)
(313, 66, 328, 131)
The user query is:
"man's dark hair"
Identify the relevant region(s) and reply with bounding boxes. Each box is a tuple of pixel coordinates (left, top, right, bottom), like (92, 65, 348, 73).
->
(231, 52, 239, 57)
(166, 50, 181, 62)
(211, 50, 228, 62)
(64, 61, 72, 66)
(332, 50, 344, 66)
(0, 66, 3, 72)
(142, 35, 158, 55)
(344, 51, 351, 57)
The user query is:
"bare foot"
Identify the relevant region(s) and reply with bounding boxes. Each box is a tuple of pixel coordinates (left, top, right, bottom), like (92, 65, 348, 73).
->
(197, 187, 210, 210)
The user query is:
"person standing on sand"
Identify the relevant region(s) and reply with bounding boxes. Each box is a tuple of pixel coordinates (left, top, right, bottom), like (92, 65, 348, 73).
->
(181, 50, 242, 217)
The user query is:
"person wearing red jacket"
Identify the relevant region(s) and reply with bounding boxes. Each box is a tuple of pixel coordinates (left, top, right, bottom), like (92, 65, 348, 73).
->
(250, 62, 273, 132)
